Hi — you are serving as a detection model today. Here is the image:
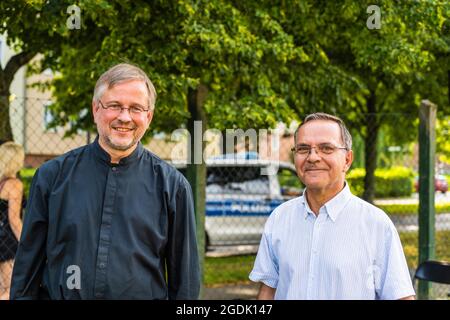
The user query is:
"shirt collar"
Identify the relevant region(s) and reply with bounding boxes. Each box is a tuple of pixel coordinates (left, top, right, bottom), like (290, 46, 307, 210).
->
(300, 194, 315, 219)
(91, 136, 144, 166)
(300, 182, 352, 222)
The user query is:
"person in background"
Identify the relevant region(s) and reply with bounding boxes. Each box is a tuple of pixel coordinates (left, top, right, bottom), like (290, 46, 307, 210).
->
(0, 142, 25, 300)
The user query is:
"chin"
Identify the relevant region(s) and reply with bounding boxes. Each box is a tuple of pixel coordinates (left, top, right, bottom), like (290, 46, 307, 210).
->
(305, 183, 325, 190)
(108, 138, 136, 151)
(303, 177, 325, 186)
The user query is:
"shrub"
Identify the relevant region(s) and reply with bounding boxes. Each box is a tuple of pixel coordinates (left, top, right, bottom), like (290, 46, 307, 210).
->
(347, 166, 414, 198)
(19, 168, 37, 199)
(378, 202, 450, 215)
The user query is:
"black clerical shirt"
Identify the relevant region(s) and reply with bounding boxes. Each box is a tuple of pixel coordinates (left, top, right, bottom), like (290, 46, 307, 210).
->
(10, 138, 200, 299)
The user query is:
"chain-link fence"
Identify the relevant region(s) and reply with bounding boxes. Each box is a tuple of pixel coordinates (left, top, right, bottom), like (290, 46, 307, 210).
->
(1, 98, 449, 299)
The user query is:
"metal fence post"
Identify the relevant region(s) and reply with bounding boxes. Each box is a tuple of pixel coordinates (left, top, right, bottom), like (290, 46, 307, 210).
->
(418, 100, 437, 300)
(186, 85, 207, 299)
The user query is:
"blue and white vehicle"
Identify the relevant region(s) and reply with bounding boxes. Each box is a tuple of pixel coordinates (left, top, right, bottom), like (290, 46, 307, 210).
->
(176, 157, 302, 247)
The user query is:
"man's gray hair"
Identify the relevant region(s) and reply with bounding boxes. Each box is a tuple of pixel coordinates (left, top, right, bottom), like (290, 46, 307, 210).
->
(93, 63, 157, 111)
(294, 112, 352, 150)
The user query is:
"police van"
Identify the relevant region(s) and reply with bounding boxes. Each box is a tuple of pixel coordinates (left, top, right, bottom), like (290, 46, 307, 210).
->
(176, 155, 302, 248)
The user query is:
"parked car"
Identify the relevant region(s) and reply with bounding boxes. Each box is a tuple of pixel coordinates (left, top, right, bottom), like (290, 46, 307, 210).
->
(414, 175, 448, 194)
(175, 158, 302, 248)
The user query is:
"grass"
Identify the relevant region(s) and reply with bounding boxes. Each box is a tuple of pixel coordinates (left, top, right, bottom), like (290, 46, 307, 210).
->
(19, 168, 37, 200)
(205, 255, 255, 287)
(204, 231, 450, 286)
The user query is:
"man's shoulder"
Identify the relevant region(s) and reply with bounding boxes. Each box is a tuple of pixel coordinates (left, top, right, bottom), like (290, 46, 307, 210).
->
(141, 149, 186, 183)
(38, 144, 89, 175)
(271, 196, 303, 219)
(348, 194, 393, 226)
(276, 196, 303, 210)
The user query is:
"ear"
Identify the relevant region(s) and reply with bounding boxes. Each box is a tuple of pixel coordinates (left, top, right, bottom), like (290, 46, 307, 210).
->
(146, 110, 154, 125)
(92, 100, 99, 124)
(344, 150, 353, 172)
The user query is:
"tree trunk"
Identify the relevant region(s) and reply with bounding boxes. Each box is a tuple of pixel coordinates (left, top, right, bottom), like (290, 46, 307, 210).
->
(447, 70, 450, 104)
(0, 88, 13, 142)
(362, 91, 379, 204)
(0, 50, 36, 142)
(186, 84, 208, 299)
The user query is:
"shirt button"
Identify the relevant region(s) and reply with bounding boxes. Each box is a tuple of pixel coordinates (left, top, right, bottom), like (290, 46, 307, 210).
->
(99, 263, 106, 269)
(95, 292, 103, 298)
(112, 167, 117, 172)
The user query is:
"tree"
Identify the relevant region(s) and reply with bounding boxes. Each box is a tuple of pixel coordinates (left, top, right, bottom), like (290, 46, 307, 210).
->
(24, 1, 450, 205)
(279, 0, 450, 202)
(0, 1, 67, 140)
(44, 1, 336, 133)
(437, 117, 450, 164)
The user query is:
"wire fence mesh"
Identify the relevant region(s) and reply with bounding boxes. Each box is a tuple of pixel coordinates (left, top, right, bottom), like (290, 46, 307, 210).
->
(0, 98, 448, 299)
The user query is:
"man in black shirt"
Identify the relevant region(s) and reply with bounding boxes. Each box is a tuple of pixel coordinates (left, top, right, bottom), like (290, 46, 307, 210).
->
(10, 63, 200, 299)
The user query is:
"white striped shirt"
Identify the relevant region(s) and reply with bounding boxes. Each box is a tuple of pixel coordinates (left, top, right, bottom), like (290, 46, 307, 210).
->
(249, 183, 415, 300)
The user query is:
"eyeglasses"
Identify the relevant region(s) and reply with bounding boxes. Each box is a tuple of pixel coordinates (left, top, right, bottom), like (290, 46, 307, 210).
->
(291, 143, 348, 156)
(98, 100, 149, 115)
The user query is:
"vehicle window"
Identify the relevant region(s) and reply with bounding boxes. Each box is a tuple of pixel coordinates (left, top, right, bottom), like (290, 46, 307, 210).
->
(206, 166, 269, 195)
(278, 168, 302, 196)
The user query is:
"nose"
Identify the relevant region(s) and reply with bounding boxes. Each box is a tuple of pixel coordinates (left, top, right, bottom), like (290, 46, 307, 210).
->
(117, 108, 133, 122)
(306, 147, 321, 162)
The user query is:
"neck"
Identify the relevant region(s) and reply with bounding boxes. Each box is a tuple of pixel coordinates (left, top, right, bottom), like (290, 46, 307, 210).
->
(305, 184, 345, 216)
(98, 139, 138, 164)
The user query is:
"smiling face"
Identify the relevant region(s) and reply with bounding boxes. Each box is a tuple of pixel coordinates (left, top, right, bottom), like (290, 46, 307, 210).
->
(294, 120, 353, 197)
(92, 80, 153, 160)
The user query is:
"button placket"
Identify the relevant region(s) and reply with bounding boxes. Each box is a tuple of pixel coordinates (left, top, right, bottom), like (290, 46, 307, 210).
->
(306, 210, 327, 299)
(93, 167, 118, 299)
(306, 216, 317, 298)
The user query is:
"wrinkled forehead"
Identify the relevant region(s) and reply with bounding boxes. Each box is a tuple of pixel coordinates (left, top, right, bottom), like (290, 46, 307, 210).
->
(297, 120, 343, 145)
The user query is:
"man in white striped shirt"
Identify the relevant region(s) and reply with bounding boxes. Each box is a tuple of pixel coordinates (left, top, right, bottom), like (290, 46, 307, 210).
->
(249, 113, 415, 300)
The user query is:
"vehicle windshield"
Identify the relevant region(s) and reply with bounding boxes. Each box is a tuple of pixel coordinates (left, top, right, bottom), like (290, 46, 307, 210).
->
(206, 166, 270, 195)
